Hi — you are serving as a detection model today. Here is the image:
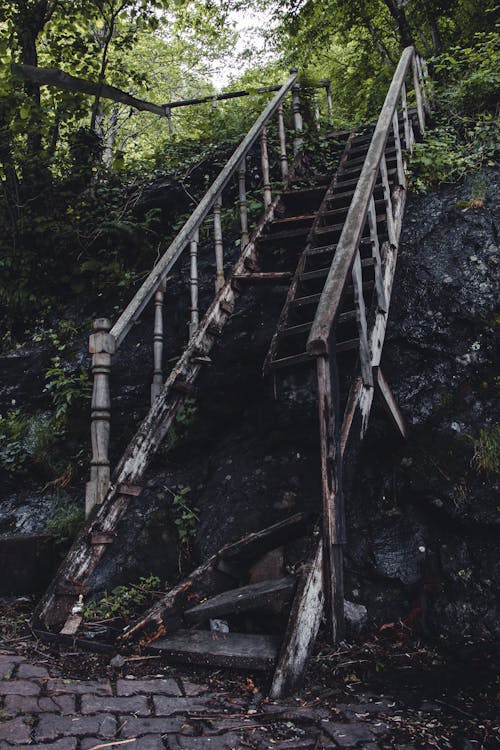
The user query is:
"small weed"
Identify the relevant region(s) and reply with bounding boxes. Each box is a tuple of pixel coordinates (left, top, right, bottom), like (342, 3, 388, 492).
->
(165, 397, 197, 449)
(83, 575, 163, 622)
(47, 500, 85, 546)
(167, 485, 199, 545)
(471, 426, 500, 474)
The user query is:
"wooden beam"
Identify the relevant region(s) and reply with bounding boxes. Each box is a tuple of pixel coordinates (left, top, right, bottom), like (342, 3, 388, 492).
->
(375, 368, 407, 439)
(270, 541, 323, 698)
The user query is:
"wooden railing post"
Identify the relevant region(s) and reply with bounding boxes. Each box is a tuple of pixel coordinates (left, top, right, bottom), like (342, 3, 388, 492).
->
(85, 318, 116, 517)
(392, 111, 406, 188)
(290, 69, 303, 155)
(379, 155, 397, 246)
(412, 55, 425, 135)
(213, 194, 224, 292)
(316, 351, 345, 643)
(260, 125, 272, 209)
(351, 251, 374, 388)
(400, 82, 413, 152)
(189, 229, 199, 338)
(325, 81, 333, 122)
(151, 279, 166, 403)
(277, 103, 289, 182)
(238, 160, 249, 248)
(367, 195, 388, 312)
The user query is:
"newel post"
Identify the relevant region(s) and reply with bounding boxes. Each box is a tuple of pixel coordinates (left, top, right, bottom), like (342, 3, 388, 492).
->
(85, 318, 116, 517)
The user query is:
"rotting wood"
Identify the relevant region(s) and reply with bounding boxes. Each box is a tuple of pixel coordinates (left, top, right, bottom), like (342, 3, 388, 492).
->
(219, 513, 308, 564)
(184, 576, 296, 624)
(149, 630, 280, 670)
(270, 540, 323, 698)
(375, 367, 407, 439)
(33, 183, 287, 632)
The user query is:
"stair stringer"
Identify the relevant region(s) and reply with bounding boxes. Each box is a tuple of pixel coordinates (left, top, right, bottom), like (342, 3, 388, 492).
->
(32, 192, 288, 632)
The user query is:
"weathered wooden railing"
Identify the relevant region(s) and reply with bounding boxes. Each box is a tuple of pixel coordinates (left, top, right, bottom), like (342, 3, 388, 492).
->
(85, 71, 304, 517)
(305, 46, 429, 644)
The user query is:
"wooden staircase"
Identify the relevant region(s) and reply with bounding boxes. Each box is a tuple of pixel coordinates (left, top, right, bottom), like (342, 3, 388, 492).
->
(32, 47, 430, 696)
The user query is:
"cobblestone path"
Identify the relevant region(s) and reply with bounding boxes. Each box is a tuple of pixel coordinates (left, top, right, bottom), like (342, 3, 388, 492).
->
(0, 650, 492, 750)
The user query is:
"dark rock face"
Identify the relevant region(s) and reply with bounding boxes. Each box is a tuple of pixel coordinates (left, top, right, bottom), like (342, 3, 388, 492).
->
(1, 169, 498, 646)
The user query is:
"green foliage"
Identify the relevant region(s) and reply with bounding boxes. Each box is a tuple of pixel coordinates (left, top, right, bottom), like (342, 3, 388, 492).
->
(47, 499, 85, 545)
(170, 485, 199, 545)
(83, 575, 162, 621)
(165, 397, 197, 449)
(410, 31, 499, 190)
(471, 426, 500, 474)
(44, 358, 91, 422)
(0, 409, 29, 474)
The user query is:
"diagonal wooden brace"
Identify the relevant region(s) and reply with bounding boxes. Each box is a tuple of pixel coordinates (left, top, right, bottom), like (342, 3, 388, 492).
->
(375, 367, 407, 439)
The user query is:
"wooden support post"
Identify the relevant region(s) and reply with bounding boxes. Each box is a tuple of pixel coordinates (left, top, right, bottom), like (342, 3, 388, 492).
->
(151, 279, 166, 403)
(316, 353, 344, 643)
(367, 195, 388, 313)
(412, 55, 425, 135)
(351, 251, 374, 388)
(277, 103, 289, 182)
(238, 160, 249, 249)
(189, 229, 199, 337)
(400, 82, 412, 152)
(375, 367, 407, 439)
(325, 82, 333, 122)
(85, 318, 116, 517)
(313, 92, 321, 130)
(260, 126, 272, 210)
(392, 110, 406, 188)
(291, 69, 303, 155)
(379, 155, 397, 246)
(213, 194, 224, 292)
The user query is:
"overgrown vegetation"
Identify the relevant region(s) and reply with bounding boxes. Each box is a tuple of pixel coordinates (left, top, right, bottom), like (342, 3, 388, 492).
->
(471, 426, 500, 475)
(83, 574, 163, 621)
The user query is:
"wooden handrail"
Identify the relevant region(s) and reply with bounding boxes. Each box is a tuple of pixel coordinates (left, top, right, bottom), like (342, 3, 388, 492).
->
(307, 46, 415, 356)
(110, 72, 297, 349)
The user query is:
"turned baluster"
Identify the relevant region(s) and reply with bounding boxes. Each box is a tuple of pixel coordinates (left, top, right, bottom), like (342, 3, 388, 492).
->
(238, 161, 249, 249)
(412, 55, 425, 135)
(291, 69, 303, 155)
(189, 229, 199, 337)
(213, 195, 224, 292)
(85, 318, 116, 517)
(277, 103, 289, 182)
(151, 279, 166, 403)
(260, 125, 272, 210)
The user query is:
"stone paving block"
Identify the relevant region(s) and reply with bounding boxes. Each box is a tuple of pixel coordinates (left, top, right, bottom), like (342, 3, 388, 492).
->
(2, 741, 77, 750)
(117, 678, 181, 697)
(118, 716, 185, 737)
(16, 663, 50, 679)
(46, 678, 113, 696)
(81, 694, 151, 715)
(0, 715, 32, 744)
(167, 733, 244, 750)
(0, 679, 40, 696)
(153, 696, 224, 716)
(181, 681, 210, 696)
(3, 693, 75, 717)
(323, 721, 375, 747)
(35, 713, 116, 741)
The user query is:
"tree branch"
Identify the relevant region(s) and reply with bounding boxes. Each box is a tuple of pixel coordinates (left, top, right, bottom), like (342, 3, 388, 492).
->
(12, 63, 167, 118)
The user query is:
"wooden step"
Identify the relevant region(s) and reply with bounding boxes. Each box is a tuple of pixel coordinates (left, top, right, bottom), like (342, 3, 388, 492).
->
(347, 146, 396, 167)
(185, 577, 297, 624)
(315, 215, 384, 237)
(300, 258, 374, 282)
(283, 185, 326, 198)
(272, 214, 316, 226)
(305, 238, 371, 258)
(149, 630, 280, 670)
(220, 513, 308, 564)
(257, 227, 310, 244)
(322, 200, 384, 220)
(232, 272, 292, 283)
(280, 310, 357, 338)
(335, 169, 396, 190)
(271, 338, 360, 370)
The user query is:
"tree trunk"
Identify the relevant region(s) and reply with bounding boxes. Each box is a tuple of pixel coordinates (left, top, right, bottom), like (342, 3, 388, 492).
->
(382, 0, 414, 49)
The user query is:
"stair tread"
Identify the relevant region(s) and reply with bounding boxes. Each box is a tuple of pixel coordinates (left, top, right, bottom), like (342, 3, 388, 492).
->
(150, 630, 280, 670)
(272, 214, 316, 225)
(185, 577, 296, 623)
(281, 310, 357, 338)
(283, 185, 326, 197)
(258, 227, 310, 243)
(272, 338, 360, 369)
(220, 513, 308, 563)
(301, 258, 374, 281)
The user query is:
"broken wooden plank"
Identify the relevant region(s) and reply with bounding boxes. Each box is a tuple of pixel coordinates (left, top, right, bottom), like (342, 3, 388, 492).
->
(375, 367, 407, 439)
(219, 513, 308, 564)
(184, 576, 296, 624)
(270, 540, 323, 698)
(149, 630, 280, 670)
(232, 272, 292, 282)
